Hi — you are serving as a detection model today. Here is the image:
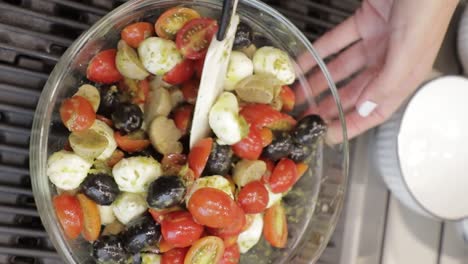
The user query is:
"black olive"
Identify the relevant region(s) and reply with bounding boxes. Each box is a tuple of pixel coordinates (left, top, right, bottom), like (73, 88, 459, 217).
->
(253, 33, 273, 48)
(123, 215, 161, 254)
(92, 235, 128, 264)
(289, 142, 313, 163)
(233, 22, 253, 49)
(146, 176, 186, 209)
(262, 132, 293, 161)
(111, 103, 143, 134)
(81, 174, 120, 205)
(292, 114, 327, 145)
(204, 141, 232, 176)
(98, 85, 120, 118)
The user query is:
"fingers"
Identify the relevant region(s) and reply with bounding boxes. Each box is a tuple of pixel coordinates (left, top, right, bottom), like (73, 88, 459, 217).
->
(297, 16, 361, 72)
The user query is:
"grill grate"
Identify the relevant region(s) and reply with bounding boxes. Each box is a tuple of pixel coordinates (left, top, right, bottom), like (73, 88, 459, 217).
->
(0, 0, 357, 263)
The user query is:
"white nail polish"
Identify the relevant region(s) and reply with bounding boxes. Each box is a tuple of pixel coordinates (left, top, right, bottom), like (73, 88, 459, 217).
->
(357, 101, 377, 117)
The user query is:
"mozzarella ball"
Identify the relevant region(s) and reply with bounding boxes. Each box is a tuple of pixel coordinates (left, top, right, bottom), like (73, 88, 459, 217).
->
(47, 150, 92, 190)
(113, 156, 162, 193)
(224, 51, 254, 91)
(112, 192, 147, 225)
(253, 46, 295, 85)
(138, 37, 183, 75)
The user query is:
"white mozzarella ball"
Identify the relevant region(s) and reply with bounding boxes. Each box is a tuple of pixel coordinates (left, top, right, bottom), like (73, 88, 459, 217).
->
(47, 150, 92, 190)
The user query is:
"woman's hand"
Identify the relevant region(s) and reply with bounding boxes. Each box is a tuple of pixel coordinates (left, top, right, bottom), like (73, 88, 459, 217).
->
(298, 0, 458, 144)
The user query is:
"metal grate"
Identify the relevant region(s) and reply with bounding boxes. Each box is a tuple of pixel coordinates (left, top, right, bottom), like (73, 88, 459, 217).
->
(0, 0, 357, 263)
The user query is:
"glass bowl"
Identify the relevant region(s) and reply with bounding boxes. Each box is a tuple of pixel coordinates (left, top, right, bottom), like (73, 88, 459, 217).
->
(30, 0, 349, 263)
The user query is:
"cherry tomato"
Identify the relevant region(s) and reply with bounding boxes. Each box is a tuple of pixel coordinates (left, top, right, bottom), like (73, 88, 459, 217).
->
(161, 153, 187, 175)
(173, 104, 194, 134)
(133, 78, 150, 104)
(260, 158, 275, 184)
(114, 131, 150, 153)
(280, 85, 296, 112)
(219, 245, 240, 264)
(206, 207, 245, 237)
(176, 18, 219, 59)
(121, 22, 154, 48)
(269, 158, 298, 193)
(161, 211, 204, 248)
(159, 237, 176, 253)
(296, 162, 309, 179)
(53, 194, 83, 240)
(155, 7, 201, 40)
(263, 202, 288, 248)
(86, 49, 122, 84)
(76, 193, 101, 242)
(60, 96, 96, 132)
(184, 236, 225, 264)
(149, 207, 181, 224)
(221, 234, 238, 248)
(237, 181, 269, 214)
(163, 59, 194, 85)
(260, 127, 273, 147)
(232, 126, 263, 160)
(106, 149, 124, 168)
(188, 138, 212, 179)
(181, 79, 199, 104)
(188, 187, 241, 228)
(240, 103, 296, 130)
(162, 247, 189, 264)
(96, 114, 113, 127)
(193, 57, 205, 79)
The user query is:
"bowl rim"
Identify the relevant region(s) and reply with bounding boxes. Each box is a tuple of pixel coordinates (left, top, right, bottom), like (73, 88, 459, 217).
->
(30, 0, 349, 263)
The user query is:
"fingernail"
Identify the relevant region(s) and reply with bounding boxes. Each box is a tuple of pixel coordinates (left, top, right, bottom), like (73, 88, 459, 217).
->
(357, 101, 377, 117)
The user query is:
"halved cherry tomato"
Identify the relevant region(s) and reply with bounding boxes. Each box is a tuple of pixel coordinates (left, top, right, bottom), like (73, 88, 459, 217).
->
(219, 245, 240, 264)
(181, 79, 199, 104)
(263, 202, 288, 248)
(114, 131, 150, 152)
(162, 153, 187, 175)
(96, 114, 113, 127)
(193, 56, 205, 79)
(269, 158, 298, 193)
(222, 235, 239, 248)
(106, 149, 124, 168)
(133, 78, 150, 104)
(149, 207, 182, 224)
(162, 211, 204, 248)
(260, 127, 273, 147)
(240, 104, 296, 130)
(260, 158, 275, 184)
(162, 247, 189, 264)
(296, 162, 309, 179)
(232, 126, 263, 160)
(237, 181, 269, 214)
(87, 49, 122, 84)
(163, 59, 194, 85)
(188, 187, 241, 228)
(60, 96, 96, 132)
(121, 22, 154, 48)
(184, 236, 225, 264)
(206, 207, 245, 237)
(155, 7, 201, 40)
(173, 104, 194, 134)
(53, 194, 83, 240)
(159, 237, 176, 253)
(76, 193, 101, 242)
(188, 137, 212, 179)
(280, 85, 296, 112)
(176, 18, 219, 59)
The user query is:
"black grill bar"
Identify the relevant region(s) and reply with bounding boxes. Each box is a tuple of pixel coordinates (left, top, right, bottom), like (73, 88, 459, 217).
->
(0, 204, 38, 217)
(295, 0, 352, 17)
(44, 0, 110, 16)
(0, 164, 29, 175)
(0, 23, 74, 47)
(0, 144, 29, 156)
(0, 104, 35, 116)
(0, 224, 47, 237)
(0, 43, 61, 62)
(0, 83, 41, 97)
(0, 124, 31, 135)
(0, 64, 49, 80)
(0, 185, 33, 196)
(0, 246, 59, 259)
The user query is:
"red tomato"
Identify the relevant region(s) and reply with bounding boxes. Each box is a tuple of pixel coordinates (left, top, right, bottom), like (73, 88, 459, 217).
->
(86, 49, 122, 84)
(206, 207, 245, 237)
(188, 137, 212, 178)
(232, 126, 263, 160)
(162, 247, 189, 264)
(181, 79, 199, 104)
(263, 202, 288, 248)
(240, 104, 296, 130)
(149, 207, 181, 224)
(269, 158, 298, 193)
(176, 18, 219, 59)
(173, 104, 194, 134)
(188, 188, 241, 228)
(260, 127, 273, 147)
(193, 57, 205, 79)
(53, 194, 83, 240)
(96, 114, 113, 127)
(114, 131, 150, 153)
(184, 236, 225, 264)
(76, 193, 101, 242)
(161, 211, 204, 248)
(106, 149, 124, 168)
(163, 59, 194, 85)
(296, 162, 309, 179)
(121, 22, 154, 48)
(60, 96, 96, 132)
(219, 245, 240, 264)
(159, 237, 176, 253)
(280, 85, 296, 112)
(133, 78, 150, 104)
(155, 7, 201, 40)
(260, 158, 275, 184)
(161, 153, 188, 175)
(237, 181, 269, 214)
